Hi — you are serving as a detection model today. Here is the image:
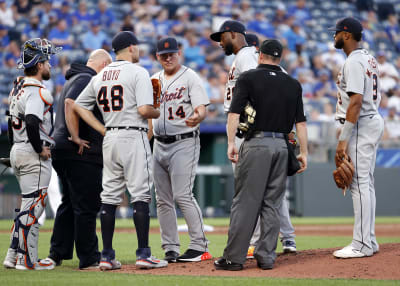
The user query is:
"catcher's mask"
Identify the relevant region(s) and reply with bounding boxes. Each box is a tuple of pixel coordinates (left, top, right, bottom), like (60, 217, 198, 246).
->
(17, 38, 62, 69)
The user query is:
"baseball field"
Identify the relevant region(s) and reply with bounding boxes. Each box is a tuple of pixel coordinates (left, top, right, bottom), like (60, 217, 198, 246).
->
(0, 217, 399, 285)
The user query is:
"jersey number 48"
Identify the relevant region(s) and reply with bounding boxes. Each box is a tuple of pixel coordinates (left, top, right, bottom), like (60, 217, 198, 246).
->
(97, 85, 123, 112)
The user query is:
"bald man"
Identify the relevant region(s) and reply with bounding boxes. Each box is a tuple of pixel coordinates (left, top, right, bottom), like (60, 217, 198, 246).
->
(46, 49, 112, 269)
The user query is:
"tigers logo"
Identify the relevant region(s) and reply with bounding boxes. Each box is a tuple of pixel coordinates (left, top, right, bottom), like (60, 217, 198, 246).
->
(164, 42, 170, 48)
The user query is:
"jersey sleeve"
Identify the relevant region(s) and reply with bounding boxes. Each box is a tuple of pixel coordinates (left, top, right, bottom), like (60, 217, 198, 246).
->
(237, 50, 258, 73)
(344, 60, 365, 95)
(229, 73, 250, 114)
(75, 77, 97, 111)
(295, 82, 307, 123)
(188, 70, 210, 108)
(135, 68, 154, 107)
(25, 89, 45, 121)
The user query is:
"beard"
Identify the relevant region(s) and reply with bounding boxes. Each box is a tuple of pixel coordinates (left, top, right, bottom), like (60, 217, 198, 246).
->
(224, 42, 234, 56)
(42, 70, 50, 81)
(334, 38, 344, 49)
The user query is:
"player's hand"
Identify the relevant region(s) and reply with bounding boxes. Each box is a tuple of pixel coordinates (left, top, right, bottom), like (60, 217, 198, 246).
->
(227, 143, 239, 163)
(185, 110, 202, 127)
(68, 136, 90, 155)
(296, 153, 307, 173)
(39, 146, 51, 161)
(335, 140, 348, 168)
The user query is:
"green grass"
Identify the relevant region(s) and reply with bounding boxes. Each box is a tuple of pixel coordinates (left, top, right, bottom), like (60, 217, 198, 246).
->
(1, 216, 399, 231)
(0, 217, 399, 285)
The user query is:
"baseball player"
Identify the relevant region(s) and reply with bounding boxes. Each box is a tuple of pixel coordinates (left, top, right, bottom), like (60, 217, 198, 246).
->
(150, 37, 211, 263)
(329, 17, 384, 258)
(3, 38, 61, 270)
(71, 31, 167, 270)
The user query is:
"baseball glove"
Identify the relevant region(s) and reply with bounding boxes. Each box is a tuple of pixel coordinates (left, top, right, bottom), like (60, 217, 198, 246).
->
(333, 156, 354, 189)
(151, 78, 161, 109)
(0, 158, 11, 168)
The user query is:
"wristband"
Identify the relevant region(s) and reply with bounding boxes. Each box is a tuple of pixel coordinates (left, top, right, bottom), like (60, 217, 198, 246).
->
(338, 121, 355, 141)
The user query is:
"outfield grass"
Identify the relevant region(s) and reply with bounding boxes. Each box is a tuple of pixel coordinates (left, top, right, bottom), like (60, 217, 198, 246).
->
(0, 217, 399, 285)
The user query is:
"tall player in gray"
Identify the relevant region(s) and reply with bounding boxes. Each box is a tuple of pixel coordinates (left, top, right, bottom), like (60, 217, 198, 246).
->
(3, 38, 61, 270)
(329, 17, 384, 258)
(150, 37, 211, 263)
(71, 31, 167, 270)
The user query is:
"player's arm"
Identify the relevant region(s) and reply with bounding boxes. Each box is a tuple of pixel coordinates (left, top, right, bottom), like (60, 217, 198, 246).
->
(147, 119, 154, 140)
(295, 121, 308, 173)
(72, 103, 106, 136)
(138, 105, 160, 119)
(65, 98, 90, 155)
(335, 60, 364, 166)
(185, 105, 206, 127)
(25, 114, 51, 160)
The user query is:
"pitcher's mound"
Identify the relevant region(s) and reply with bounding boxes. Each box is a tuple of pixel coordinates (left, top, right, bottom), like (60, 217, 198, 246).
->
(105, 243, 399, 280)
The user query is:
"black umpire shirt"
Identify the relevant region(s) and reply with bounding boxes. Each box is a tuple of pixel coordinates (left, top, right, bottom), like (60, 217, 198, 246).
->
(52, 63, 104, 165)
(230, 64, 306, 133)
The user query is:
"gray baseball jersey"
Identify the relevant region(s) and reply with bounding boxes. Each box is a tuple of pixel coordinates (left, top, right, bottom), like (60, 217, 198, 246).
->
(76, 60, 154, 205)
(336, 48, 384, 256)
(76, 61, 153, 129)
(224, 46, 258, 113)
(8, 77, 54, 145)
(151, 66, 210, 135)
(151, 65, 210, 255)
(335, 49, 381, 120)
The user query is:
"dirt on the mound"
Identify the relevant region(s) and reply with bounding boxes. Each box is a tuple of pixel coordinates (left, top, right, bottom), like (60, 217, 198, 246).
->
(89, 243, 400, 280)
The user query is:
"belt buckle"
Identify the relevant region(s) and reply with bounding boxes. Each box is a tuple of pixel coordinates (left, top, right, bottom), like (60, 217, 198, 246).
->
(176, 134, 182, 141)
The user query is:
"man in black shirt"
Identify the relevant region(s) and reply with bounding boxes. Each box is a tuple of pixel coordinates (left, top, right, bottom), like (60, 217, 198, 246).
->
(214, 39, 308, 271)
(47, 49, 112, 269)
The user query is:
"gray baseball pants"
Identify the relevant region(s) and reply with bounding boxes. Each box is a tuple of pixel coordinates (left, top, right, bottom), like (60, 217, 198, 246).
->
(153, 136, 209, 254)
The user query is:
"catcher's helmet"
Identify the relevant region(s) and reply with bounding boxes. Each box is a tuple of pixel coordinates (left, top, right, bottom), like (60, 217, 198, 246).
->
(17, 38, 62, 69)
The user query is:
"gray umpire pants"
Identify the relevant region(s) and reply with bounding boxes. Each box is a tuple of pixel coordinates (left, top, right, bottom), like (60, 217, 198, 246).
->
(223, 136, 288, 265)
(250, 180, 296, 246)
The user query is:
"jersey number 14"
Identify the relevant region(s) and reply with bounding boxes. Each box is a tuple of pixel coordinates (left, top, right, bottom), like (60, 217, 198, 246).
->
(97, 85, 123, 112)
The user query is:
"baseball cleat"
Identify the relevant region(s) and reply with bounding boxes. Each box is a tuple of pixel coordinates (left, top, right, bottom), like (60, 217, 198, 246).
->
(99, 257, 121, 271)
(136, 256, 168, 269)
(176, 249, 212, 262)
(15, 255, 55, 270)
(164, 251, 179, 263)
(333, 245, 371, 259)
(3, 248, 17, 269)
(282, 240, 297, 253)
(246, 246, 255, 259)
(79, 261, 100, 270)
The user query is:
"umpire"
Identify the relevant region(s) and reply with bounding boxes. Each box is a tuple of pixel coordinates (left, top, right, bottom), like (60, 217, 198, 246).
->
(47, 50, 112, 269)
(214, 39, 308, 271)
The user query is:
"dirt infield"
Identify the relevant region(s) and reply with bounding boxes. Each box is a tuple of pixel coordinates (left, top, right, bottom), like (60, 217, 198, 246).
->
(94, 243, 400, 280)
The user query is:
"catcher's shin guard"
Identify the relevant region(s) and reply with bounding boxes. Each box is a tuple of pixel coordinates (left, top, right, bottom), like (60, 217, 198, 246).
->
(14, 189, 48, 269)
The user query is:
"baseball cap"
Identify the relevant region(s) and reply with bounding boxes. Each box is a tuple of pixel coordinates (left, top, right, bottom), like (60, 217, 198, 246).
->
(245, 33, 259, 48)
(156, 37, 179, 55)
(112, 31, 138, 53)
(260, 39, 283, 58)
(210, 20, 246, 42)
(328, 17, 363, 34)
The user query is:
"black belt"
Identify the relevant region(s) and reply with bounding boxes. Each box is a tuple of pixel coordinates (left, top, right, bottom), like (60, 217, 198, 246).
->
(252, 131, 285, 139)
(22, 190, 43, 198)
(155, 130, 199, 144)
(16, 140, 53, 147)
(337, 114, 376, 124)
(106, 126, 148, 132)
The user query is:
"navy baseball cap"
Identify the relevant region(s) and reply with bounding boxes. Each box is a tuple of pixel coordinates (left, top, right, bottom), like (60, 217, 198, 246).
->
(112, 31, 139, 53)
(328, 17, 363, 34)
(260, 39, 283, 57)
(245, 33, 259, 48)
(210, 20, 246, 42)
(156, 37, 179, 54)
